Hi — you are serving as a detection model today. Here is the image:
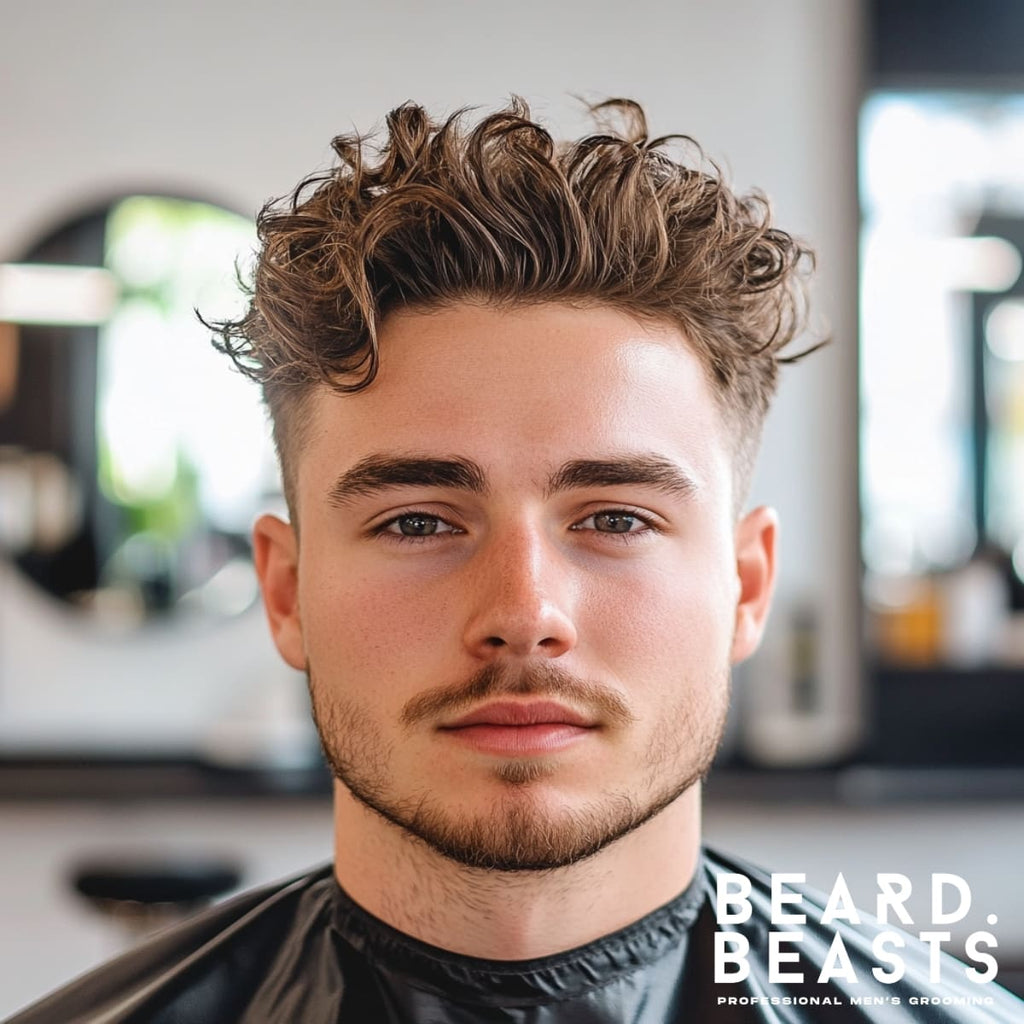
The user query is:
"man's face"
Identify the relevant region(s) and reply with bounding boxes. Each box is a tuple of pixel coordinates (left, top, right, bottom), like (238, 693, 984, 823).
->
(255, 303, 775, 871)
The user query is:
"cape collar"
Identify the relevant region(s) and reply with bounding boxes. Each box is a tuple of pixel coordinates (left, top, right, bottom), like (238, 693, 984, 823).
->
(328, 852, 705, 1005)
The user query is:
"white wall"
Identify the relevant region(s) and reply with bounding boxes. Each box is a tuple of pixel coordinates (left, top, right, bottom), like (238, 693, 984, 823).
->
(0, 0, 863, 759)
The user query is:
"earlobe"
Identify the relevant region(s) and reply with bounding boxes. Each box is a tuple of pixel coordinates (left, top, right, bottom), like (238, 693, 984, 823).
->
(252, 513, 306, 670)
(730, 505, 778, 665)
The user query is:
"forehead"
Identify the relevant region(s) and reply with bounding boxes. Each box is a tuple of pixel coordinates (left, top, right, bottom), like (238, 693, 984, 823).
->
(296, 302, 732, 495)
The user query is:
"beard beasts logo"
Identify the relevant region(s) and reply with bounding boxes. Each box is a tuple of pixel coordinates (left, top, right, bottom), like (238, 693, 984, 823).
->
(713, 872, 1000, 988)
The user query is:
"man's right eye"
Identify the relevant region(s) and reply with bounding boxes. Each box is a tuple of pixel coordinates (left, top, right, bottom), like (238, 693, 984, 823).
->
(379, 513, 459, 538)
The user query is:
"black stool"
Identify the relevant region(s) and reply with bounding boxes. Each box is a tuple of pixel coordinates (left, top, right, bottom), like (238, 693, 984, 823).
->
(70, 856, 242, 940)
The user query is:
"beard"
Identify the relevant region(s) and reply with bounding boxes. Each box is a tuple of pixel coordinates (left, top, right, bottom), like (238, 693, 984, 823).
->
(308, 659, 729, 873)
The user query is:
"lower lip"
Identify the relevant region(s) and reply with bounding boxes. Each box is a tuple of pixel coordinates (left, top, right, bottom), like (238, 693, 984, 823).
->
(441, 723, 593, 756)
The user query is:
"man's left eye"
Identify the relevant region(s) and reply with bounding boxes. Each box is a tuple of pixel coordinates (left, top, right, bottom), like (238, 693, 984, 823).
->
(574, 511, 649, 534)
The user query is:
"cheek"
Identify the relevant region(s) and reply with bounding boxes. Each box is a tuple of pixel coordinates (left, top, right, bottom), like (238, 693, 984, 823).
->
(298, 559, 461, 686)
(580, 548, 736, 679)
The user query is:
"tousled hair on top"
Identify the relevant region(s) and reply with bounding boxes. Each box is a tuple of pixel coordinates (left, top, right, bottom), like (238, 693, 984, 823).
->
(210, 98, 820, 508)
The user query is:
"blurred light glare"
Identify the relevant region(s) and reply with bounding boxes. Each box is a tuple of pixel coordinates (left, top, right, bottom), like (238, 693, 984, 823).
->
(862, 101, 988, 217)
(1012, 537, 1024, 583)
(0, 263, 119, 325)
(986, 299, 1024, 362)
(940, 236, 1022, 292)
(863, 517, 916, 576)
(100, 302, 180, 503)
(106, 214, 174, 289)
(865, 234, 1020, 294)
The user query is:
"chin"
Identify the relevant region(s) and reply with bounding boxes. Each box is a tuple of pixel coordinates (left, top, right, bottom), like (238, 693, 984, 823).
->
(488, 757, 568, 787)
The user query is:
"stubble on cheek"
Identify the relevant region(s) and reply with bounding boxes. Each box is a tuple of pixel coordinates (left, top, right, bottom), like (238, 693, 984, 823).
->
(641, 669, 731, 794)
(306, 670, 394, 799)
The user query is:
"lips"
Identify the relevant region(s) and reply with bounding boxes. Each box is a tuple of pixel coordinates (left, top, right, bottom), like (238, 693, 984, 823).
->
(441, 701, 594, 730)
(437, 701, 600, 757)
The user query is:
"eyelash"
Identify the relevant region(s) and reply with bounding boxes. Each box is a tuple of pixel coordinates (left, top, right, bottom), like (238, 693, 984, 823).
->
(371, 508, 660, 544)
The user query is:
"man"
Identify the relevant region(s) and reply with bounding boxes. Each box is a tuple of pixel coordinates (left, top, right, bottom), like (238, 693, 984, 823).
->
(10, 100, 1021, 1022)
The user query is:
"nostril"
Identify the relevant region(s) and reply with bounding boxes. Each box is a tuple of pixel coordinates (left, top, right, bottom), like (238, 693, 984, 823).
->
(485, 636, 507, 648)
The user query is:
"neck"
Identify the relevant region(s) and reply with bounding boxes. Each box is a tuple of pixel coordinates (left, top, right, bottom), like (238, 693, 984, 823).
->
(331, 780, 702, 960)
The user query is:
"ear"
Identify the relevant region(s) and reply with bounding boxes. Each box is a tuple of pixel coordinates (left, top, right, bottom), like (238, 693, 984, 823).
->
(252, 513, 306, 671)
(730, 505, 778, 665)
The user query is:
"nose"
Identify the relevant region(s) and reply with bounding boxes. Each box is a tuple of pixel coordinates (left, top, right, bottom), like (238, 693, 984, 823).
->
(462, 523, 578, 660)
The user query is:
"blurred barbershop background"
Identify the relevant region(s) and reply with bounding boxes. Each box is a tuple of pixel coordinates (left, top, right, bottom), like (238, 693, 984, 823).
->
(2, 0, 1023, 1013)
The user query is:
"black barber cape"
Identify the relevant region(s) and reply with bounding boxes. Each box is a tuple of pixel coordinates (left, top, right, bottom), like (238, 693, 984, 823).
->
(8, 849, 1022, 1023)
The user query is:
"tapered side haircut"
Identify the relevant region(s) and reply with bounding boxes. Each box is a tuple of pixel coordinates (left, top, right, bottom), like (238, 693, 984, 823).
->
(210, 98, 819, 510)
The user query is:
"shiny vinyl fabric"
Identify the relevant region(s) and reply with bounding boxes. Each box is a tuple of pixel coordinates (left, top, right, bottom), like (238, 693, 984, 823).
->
(8, 849, 1022, 1023)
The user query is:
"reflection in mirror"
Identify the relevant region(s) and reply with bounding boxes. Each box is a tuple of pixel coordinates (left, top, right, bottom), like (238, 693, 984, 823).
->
(0, 196, 278, 625)
(861, 93, 1024, 668)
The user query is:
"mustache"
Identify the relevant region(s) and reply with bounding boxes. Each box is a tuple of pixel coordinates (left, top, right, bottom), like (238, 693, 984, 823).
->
(399, 661, 635, 729)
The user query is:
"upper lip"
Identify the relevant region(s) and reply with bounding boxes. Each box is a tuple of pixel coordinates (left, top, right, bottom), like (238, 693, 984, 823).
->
(441, 701, 595, 729)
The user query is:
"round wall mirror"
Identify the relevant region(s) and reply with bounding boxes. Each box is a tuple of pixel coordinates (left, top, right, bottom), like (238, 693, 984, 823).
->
(0, 195, 278, 624)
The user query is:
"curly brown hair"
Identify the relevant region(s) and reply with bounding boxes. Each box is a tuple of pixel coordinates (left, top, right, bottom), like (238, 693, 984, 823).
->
(211, 98, 820, 509)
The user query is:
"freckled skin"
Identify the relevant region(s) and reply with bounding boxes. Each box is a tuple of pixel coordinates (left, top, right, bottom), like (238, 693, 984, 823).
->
(254, 302, 778, 958)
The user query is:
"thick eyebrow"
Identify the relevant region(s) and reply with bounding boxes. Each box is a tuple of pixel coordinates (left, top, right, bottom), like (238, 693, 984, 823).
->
(327, 454, 488, 507)
(545, 455, 698, 499)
